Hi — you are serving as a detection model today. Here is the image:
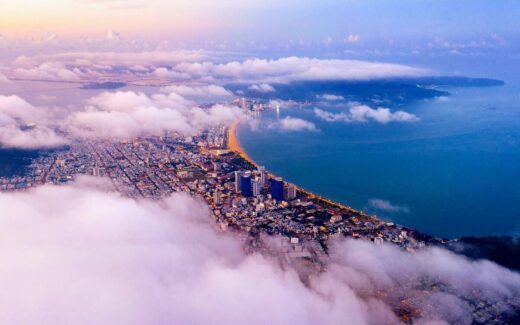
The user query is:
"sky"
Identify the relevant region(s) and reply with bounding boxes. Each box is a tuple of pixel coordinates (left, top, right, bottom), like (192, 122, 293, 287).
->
(2, 0, 520, 42)
(2, 0, 519, 79)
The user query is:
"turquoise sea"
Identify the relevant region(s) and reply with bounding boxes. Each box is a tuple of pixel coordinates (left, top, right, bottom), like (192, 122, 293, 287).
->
(238, 82, 520, 238)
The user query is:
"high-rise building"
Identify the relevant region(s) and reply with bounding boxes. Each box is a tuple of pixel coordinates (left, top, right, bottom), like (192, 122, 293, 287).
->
(258, 166, 268, 188)
(240, 172, 252, 197)
(287, 184, 297, 200)
(271, 177, 284, 201)
(241, 97, 248, 112)
(234, 171, 242, 193)
(252, 178, 261, 197)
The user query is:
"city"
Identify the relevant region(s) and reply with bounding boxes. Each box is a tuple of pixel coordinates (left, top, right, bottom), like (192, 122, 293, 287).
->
(1, 102, 518, 323)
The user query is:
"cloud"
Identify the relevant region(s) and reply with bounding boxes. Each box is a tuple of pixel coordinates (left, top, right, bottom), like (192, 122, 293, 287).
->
(248, 83, 275, 93)
(67, 91, 244, 139)
(368, 198, 410, 213)
(0, 177, 518, 324)
(106, 30, 121, 41)
(0, 95, 68, 149)
(7, 51, 207, 82)
(327, 239, 520, 324)
(0, 73, 10, 83)
(151, 67, 191, 80)
(345, 34, 361, 43)
(6, 53, 429, 85)
(269, 116, 317, 132)
(174, 57, 430, 83)
(316, 94, 345, 101)
(11, 62, 86, 82)
(314, 105, 419, 124)
(0, 86, 243, 148)
(268, 99, 299, 109)
(160, 84, 235, 102)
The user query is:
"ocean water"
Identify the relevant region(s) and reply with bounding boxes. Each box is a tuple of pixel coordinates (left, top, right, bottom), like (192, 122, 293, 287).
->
(238, 83, 520, 238)
(0, 149, 42, 177)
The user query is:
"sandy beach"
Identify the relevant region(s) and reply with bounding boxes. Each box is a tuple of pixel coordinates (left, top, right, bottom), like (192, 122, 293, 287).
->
(228, 120, 256, 165)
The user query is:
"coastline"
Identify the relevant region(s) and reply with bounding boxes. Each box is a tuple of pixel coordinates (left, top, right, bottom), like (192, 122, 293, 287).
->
(226, 121, 520, 271)
(227, 120, 372, 217)
(227, 120, 256, 166)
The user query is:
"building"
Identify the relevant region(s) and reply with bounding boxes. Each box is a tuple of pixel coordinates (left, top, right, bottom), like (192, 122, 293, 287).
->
(258, 166, 268, 188)
(252, 178, 261, 197)
(286, 184, 297, 200)
(241, 97, 248, 112)
(234, 171, 242, 193)
(271, 177, 284, 201)
(240, 172, 252, 197)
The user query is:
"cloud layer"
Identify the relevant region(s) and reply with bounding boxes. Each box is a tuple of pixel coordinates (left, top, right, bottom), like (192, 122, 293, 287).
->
(68, 90, 243, 139)
(6, 53, 429, 85)
(0, 95, 68, 148)
(0, 178, 518, 324)
(0, 86, 243, 148)
(314, 105, 419, 124)
(368, 198, 410, 213)
(271, 116, 318, 132)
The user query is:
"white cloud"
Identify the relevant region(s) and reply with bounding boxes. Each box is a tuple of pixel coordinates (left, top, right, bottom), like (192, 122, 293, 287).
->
(268, 99, 299, 109)
(151, 67, 191, 80)
(106, 30, 121, 41)
(6, 53, 428, 85)
(0, 73, 10, 83)
(0, 95, 68, 149)
(248, 83, 275, 93)
(316, 94, 345, 101)
(368, 198, 410, 213)
(7, 51, 207, 82)
(160, 84, 235, 102)
(269, 116, 317, 132)
(12, 62, 86, 82)
(0, 178, 518, 324)
(345, 34, 361, 43)
(314, 105, 419, 124)
(68, 91, 244, 139)
(175, 57, 429, 83)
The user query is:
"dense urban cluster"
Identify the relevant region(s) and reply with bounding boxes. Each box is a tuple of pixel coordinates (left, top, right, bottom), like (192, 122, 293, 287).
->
(1, 102, 518, 324)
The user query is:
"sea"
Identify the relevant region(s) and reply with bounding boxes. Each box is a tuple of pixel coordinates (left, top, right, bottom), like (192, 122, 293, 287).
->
(237, 82, 520, 238)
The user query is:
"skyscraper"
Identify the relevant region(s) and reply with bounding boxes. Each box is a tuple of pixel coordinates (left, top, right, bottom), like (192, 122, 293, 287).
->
(234, 171, 241, 193)
(287, 184, 297, 200)
(241, 97, 248, 112)
(271, 177, 284, 201)
(258, 166, 268, 188)
(240, 172, 252, 197)
(252, 178, 261, 197)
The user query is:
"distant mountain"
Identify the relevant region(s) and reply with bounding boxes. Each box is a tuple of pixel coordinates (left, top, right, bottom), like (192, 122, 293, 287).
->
(228, 76, 504, 107)
(448, 236, 520, 271)
(411, 76, 505, 87)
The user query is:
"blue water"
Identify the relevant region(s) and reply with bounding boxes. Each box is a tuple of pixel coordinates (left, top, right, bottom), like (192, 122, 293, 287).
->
(238, 83, 520, 238)
(0, 149, 42, 177)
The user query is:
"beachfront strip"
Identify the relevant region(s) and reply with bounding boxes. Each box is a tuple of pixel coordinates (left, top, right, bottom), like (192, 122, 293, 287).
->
(1, 122, 518, 323)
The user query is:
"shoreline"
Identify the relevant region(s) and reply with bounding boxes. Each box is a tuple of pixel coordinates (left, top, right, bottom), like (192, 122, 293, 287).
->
(227, 120, 256, 166)
(227, 120, 374, 218)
